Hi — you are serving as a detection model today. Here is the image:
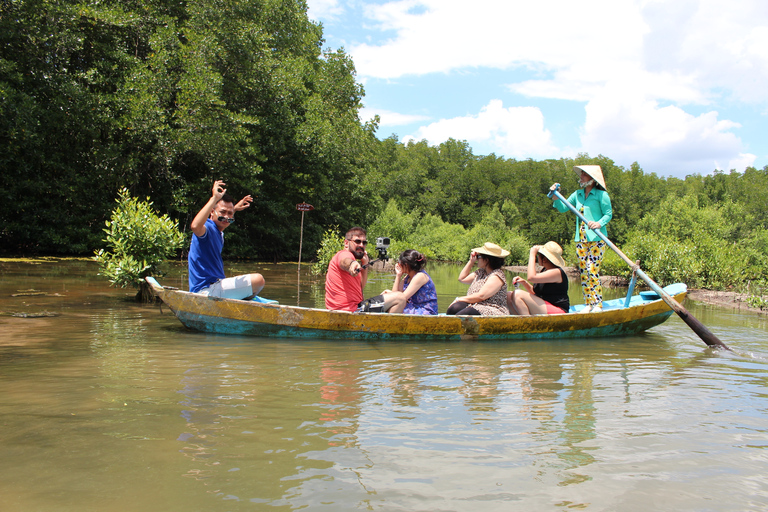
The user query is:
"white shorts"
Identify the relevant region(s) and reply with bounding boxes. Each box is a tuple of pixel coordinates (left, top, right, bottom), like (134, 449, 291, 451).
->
(198, 275, 253, 299)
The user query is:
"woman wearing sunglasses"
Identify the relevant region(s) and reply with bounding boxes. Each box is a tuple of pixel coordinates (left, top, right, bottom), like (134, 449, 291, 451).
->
(446, 242, 510, 316)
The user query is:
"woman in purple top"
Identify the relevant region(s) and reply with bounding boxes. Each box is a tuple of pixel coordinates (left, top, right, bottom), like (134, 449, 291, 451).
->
(387, 250, 438, 315)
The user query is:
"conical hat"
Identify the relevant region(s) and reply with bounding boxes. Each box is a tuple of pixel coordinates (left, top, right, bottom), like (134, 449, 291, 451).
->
(573, 165, 606, 190)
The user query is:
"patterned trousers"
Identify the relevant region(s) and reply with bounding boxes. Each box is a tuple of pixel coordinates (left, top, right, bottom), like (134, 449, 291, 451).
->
(576, 241, 605, 307)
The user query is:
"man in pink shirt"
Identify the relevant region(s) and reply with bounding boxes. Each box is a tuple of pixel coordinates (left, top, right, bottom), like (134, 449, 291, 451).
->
(324, 227, 404, 313)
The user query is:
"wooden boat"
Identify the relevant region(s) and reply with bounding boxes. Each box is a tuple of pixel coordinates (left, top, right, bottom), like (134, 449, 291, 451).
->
(146, 277, 686, 341)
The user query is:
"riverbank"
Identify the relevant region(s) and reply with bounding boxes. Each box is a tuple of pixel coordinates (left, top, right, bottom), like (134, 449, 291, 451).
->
(687, 289, 767, 314)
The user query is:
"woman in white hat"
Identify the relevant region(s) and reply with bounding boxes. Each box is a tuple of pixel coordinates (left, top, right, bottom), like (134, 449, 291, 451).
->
(446, 242, 510, 316)
(550, 165, 612, 313)
(507, 241, 570, 315)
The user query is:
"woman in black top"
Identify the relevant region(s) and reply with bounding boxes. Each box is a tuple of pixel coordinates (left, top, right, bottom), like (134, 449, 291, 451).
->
(507, 241, 570, 315)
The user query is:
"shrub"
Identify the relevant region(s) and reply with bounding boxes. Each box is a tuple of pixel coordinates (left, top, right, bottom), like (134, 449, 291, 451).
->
(94, 188, 186, 302)
(618, 194, 766, 289)
(311, 226, 344, 275)
(407, 214, 467, 260)
(747, 292, 768, 310)
(367, 199, 417, 243)
(363, 202, 532, 264)
(599, 249, 631, 279)
(464, 204, 530, 264)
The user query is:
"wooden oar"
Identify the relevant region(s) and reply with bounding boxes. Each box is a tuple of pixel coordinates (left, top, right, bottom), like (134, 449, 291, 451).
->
(548, 184, 730, 351)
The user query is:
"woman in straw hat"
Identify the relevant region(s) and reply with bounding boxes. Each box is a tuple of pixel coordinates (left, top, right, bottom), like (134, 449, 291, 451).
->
(446, 242, 510, 316)
(507, 242, 570, 315)
(550, 165, 612, 313)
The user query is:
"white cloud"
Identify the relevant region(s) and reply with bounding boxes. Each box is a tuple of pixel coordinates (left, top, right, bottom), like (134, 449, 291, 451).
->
(580, 88, 755, 175)
(724, 153, 757, 173)
(350, 0, 768, 103)
(305, 0, 344, 21)
(360, 106, 430, 127)
(404, 100, 558, 159)
(317, 0, 768, 175)
(640, 0, 768, 103)
(351, 0, 646, 80)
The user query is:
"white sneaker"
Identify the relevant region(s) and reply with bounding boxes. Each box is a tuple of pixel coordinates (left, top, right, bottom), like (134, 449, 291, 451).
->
(591, 306, 603, 313)
(580, 305, 592, 314)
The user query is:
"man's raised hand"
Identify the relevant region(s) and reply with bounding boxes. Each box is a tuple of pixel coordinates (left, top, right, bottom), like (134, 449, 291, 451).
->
(235, 195, 253, 212)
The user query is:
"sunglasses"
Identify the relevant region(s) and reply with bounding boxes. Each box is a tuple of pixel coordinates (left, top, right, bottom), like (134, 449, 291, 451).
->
(347, 238, 368, 246)
(217, 215, 235, 224)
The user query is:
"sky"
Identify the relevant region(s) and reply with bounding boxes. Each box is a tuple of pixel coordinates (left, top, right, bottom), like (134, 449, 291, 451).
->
(305, 0, 768, 178)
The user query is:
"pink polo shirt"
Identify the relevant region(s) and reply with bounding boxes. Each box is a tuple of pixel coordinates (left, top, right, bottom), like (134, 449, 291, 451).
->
(324, 250, 363, 311)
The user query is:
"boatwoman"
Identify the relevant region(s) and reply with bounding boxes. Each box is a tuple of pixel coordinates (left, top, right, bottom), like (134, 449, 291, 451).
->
(550, 165, 612, 313)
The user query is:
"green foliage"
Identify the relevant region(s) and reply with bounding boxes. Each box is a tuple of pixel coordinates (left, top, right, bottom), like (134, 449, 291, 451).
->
(407, 214, 468, 261)
(744, 278, 768, 309)
(365, 202, 530, 264)
(368, 199, 417, 243)
(310, 226, 344, 275)
(0, 0, 374, 260)
(597, 249, 631, 280)
(620, 195, 767, 288)
(94, 188, 186, 301)
(746, 295, 768, 310)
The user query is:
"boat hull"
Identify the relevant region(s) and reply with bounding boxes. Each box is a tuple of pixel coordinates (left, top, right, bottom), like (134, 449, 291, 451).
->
(147, 278, 686, 341)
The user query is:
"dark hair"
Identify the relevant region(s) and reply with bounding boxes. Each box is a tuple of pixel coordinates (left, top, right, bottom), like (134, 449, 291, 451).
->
(483, 254, 505, 270)
(217, 193, 235, 206)
(399, 249, 426, 272)
(345, 226, 366, 239)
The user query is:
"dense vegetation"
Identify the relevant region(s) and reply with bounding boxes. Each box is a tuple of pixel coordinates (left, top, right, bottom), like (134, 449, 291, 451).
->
(2, 0, 767, 293)
(1, 0, 376, 259)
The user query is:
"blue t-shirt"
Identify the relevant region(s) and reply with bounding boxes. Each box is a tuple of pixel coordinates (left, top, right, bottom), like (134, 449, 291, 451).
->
(188, 218, 226, 292)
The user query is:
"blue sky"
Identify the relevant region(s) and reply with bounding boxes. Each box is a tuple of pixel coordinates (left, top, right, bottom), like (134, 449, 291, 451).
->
(306, 0, 768, 178)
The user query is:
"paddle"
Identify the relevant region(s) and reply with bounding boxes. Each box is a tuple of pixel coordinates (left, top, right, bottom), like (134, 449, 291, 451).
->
(548, 183, 730, 351)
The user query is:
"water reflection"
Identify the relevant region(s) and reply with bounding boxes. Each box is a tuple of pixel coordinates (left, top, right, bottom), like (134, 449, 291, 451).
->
(318, 359, 362, 447)
(139, 330, 758, 508)
(457, 356, 503, 413)
(2, 260, 768, 511)
(383, 357, 424, 408)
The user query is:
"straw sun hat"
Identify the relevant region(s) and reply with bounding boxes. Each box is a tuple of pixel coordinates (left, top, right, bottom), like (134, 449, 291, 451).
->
(472, 242, 510, 258)
(537, 241, 566, 268)
(573, 165, 607, 190)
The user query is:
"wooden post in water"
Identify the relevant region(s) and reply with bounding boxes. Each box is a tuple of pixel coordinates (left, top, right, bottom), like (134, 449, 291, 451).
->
(296, 202, 314, 272)
(548, 184, 730, 351)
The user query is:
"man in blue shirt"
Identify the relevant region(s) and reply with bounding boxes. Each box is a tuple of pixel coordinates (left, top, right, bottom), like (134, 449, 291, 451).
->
(188, 180, 265, 299)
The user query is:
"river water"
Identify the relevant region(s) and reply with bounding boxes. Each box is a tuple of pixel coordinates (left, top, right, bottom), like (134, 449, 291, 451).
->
(1, 259, 767, 511)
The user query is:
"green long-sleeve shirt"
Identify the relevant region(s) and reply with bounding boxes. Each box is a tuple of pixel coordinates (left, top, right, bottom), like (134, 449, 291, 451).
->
(553, 188, 613, 242)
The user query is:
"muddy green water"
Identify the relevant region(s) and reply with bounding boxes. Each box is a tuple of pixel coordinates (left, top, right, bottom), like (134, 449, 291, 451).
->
(1, 259, 767, 511)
